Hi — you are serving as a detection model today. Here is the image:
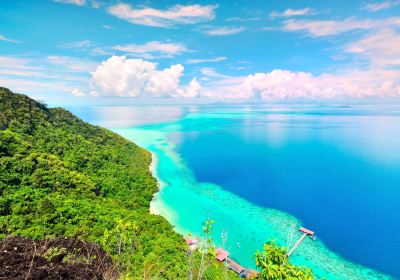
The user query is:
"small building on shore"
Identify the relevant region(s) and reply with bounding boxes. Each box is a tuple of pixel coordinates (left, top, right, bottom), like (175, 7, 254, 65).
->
(184, 237, 199, 251)
(215, 247, 229, 262)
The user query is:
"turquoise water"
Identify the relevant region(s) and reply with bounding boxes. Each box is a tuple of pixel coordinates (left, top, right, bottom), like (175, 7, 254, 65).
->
(70, 104, 399, 279)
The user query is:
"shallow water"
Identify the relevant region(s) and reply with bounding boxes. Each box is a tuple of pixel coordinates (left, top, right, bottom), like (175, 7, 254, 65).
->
(70, 104, 400, 279)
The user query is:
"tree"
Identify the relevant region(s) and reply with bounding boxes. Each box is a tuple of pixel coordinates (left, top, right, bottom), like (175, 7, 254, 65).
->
(101, 218, 138, 274)
(254, 241, 313, 280)
(197, 219, 216, 280)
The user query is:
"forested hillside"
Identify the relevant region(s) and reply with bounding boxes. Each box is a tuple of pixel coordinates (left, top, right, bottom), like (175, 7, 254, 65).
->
(0, 87, 314, 280)
(0, 87, 239, 279)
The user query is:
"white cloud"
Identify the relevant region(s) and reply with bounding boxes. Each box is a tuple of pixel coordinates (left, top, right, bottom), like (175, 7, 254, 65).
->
(0, 57, 61, 81)
(202, 68, 400, 100)
(0, 56, 89, 82)
(71, 88, 85, 97)
(0, 57, 39, 71)
(102, 25, 112, 29)
(90, 55, 201, 98)
(91, 41, 188, 58)
(0, 68, 58, 79)
(91, 47, 111, 56)
(282, 18, 374, 37)
(226, 17, 262, 22)
(281, 17, 400, 37)
(187, 56, 226, 64)
(0, 34, 20, 43)
(346, 28, 400, 67)
(200, 67, 232, 79)
(270, 8, 315, 18)
(0, 78, 72, 94)
(200, 26, 245, 36)
(47, 55, 98, 72)
(230, 60, 252, 71)
(178, 78, 201, 98)
(91, 0, 101, 9)
(112, 41, 188, 58)
(53, 0, 86, 6)
(202, 24, 400, 100)
(107, 3, 217, 28)
(53, 0, 102, 8)
(362, 1, 399, 11)
(0, 55, 94, 101)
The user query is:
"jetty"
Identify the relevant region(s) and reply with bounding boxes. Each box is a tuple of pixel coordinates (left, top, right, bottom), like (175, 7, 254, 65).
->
(287, 227, 316, 257)
(226, 257, 245, 274)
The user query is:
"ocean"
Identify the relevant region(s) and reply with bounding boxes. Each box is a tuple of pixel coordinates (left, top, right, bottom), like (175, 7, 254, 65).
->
(70, 104, 400, 279)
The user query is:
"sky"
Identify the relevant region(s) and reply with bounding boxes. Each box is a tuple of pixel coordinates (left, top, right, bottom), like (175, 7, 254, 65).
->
(0, 0, 399, 105)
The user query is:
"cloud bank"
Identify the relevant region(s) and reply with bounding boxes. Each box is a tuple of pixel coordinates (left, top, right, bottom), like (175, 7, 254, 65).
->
(202, 23, 400, 100)
(203, 69, 400, 100)
(81, 11, 400, 101)
(90, 56, 200, 98)
(90, 33, 400, 101)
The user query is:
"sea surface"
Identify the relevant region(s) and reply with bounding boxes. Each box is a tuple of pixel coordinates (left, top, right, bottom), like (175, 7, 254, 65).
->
(69, 104, 400, 279)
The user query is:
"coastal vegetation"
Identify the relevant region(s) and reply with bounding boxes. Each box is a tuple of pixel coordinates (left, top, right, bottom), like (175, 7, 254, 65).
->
(0, 86, 239, 279)
(255, 242, 313, 279)
(0, 86, 313, 279)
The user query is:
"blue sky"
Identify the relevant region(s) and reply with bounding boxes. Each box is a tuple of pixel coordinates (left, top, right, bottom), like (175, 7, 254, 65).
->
(0, 0, 399, 105)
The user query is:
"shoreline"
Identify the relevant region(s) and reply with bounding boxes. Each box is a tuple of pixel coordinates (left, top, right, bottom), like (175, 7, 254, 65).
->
(115, 126, 393, 280)
(149, 151, 178, 223)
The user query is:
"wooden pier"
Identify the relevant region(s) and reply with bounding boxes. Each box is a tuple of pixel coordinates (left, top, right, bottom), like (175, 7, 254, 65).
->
(287, 227, 316, 257)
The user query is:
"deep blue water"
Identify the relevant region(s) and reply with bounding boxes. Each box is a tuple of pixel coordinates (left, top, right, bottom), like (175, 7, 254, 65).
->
(169, 105, 400, 278)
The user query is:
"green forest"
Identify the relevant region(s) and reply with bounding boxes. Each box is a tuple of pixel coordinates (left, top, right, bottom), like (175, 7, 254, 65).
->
(0, 86, 312, 279)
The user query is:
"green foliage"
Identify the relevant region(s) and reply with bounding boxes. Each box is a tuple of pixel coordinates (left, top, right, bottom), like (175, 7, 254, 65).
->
(41, 245, 95, 265)
(254, 241, 313, 280)
(195, 219, 217, 280)
(0, 87, 241, 279)
(63, 250, 96, 265)
(42, 246, 67, 261)
(202, 219, 215, 255)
